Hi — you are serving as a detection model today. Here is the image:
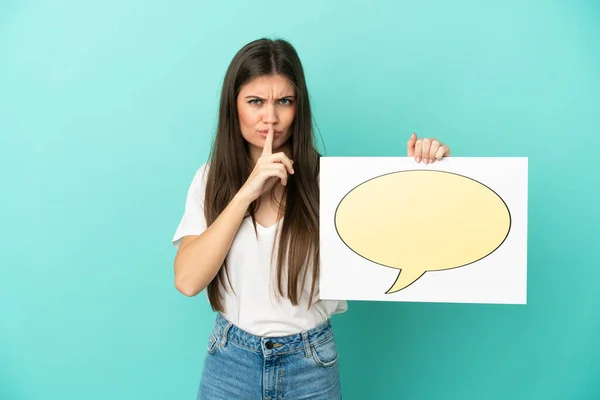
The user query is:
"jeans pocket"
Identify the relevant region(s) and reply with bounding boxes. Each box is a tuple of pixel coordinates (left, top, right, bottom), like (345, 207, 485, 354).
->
(311, 336, 339, 368)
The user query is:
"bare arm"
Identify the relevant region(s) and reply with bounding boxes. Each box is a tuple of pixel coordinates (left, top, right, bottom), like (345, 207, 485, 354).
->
(173, 126, 294, 297)
(174, 193, 252, 297)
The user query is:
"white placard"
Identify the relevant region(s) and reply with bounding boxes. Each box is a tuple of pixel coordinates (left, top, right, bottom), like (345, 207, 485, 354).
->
(319, 157, 527, 304)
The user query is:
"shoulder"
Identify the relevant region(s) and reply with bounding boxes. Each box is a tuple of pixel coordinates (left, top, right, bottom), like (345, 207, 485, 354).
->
(197, 161, 211, 176)
(183, 162, 211, 196)
(191, 162, 211, 185)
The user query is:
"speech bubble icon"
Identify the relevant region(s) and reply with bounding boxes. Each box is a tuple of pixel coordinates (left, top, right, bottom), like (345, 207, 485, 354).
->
(334, 170, 511, 293)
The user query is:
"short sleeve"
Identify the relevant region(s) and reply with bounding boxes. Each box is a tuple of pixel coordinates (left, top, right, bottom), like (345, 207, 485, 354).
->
(172, 163, 210, 249)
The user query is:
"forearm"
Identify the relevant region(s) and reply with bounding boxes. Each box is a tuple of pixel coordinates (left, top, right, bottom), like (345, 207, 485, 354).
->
(174, 193, 252, 297)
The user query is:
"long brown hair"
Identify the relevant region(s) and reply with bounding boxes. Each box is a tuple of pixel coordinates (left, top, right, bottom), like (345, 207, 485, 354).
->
(204, 38, 321, 312)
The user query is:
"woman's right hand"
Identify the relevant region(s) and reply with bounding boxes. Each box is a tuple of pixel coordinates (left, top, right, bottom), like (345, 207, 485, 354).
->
(238, 125, 294, 202)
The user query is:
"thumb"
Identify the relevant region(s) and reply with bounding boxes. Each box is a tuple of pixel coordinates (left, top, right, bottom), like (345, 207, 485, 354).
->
(406, 133, 417, 156)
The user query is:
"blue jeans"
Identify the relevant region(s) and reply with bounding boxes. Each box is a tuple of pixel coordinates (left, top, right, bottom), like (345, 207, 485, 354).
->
(197, 313, 342, 399)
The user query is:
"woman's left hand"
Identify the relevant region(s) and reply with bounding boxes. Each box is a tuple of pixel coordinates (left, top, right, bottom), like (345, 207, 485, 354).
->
(406, 133, 451, 164)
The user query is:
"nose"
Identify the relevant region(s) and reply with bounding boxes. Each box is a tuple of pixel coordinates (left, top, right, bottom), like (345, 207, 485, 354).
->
(262, 103, 278, 125)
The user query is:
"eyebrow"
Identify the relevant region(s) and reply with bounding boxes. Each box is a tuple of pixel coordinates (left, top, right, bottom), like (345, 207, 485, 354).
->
(244, 95, 295, 99)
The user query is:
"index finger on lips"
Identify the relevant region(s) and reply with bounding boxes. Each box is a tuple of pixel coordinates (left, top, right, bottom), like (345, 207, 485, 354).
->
(262, 125, 274, 156)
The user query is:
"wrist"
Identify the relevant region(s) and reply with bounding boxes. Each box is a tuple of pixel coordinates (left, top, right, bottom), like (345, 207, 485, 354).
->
(232, 190, 254, 210)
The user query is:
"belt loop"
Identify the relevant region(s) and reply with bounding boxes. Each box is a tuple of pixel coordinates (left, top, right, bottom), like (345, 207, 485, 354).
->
(301, 331, 312, 358)
(220, 322, 232, 347)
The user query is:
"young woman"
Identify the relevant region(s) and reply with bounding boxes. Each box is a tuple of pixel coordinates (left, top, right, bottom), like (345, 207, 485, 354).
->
(172, 38, 451, 400)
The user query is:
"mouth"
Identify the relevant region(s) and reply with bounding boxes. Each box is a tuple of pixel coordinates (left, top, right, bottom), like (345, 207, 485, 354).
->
(258, 129, 283, 137)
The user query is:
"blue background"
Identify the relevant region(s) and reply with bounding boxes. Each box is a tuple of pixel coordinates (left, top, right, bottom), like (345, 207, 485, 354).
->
(1, 1, 599, 399)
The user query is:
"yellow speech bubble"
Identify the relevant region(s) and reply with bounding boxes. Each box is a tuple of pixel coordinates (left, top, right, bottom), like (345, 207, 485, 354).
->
(334, 170, 511, 293)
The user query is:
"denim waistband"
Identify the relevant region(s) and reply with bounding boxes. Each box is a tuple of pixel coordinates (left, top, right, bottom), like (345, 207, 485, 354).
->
(210, 313, 334, 356)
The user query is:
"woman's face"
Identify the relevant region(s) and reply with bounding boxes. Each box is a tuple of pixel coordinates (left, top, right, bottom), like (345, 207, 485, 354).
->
(237, 74, 296, 160)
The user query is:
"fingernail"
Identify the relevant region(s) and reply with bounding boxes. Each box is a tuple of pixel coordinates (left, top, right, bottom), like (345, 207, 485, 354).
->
(416, 157, 421, 163)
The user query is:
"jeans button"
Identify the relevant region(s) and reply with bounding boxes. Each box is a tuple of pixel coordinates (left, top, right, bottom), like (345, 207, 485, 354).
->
(265, 341, 274, 349)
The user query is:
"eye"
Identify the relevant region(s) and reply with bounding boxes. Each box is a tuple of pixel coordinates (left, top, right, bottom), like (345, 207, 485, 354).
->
(279, 98, 293, 106)
(248, 99, 262, 105)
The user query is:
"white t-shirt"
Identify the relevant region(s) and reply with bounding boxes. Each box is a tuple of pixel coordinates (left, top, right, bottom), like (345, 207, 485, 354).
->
(172, 162, 347, 337)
